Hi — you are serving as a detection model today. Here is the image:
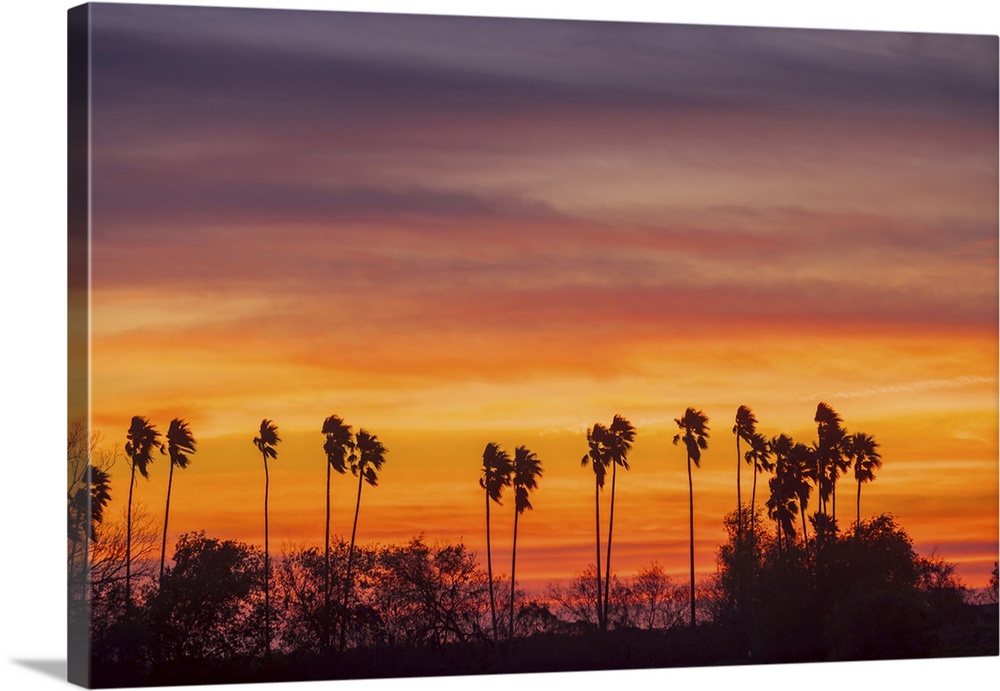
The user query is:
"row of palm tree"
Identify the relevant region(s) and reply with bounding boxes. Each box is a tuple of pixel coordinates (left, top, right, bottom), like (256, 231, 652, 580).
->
(117, 401, 881, 653)
(577, 410, 711, 631)
(254, 416, 389, 654)
(731, 403, 883, 554)
(123, 416, 197, 618)
(580, 415, 637, 632)
(121, 415, 388, 656)
(480, 442, 544, 643)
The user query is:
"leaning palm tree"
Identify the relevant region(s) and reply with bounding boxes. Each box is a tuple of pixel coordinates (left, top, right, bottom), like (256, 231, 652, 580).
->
(479, 442, 513, 642)
(509, 445, 542, 644)
(159, 418, 196, 584)
(340, 428, 387, 652)
(673, 407, 709, 627)
(124, 415, 162, 617)
(845, 432, 882, 531)
(581, 422, 611, 630)
(322, 414, 355, 650)
(603, 414, 636, 631)
(253, 419, 280, 654)
(745, 432, 773, 537)
(732, 406, 757, 541)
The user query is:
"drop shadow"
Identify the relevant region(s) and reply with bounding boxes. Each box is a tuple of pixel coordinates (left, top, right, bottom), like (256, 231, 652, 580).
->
(11, 659, 67, 681)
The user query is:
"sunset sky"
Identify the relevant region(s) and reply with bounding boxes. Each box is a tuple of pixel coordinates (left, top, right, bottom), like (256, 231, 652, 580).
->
(79, 3, 998, 593)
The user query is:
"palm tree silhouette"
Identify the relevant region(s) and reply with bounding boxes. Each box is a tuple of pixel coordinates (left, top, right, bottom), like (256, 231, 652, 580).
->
(581, 423, 611, 630)
(253, 418, 280, 654)
(814, 402, 847, 521)
(745, 432, 773, 537)
(845, 432, 882, 531)
(732, 406, 757, 541)
(322, 414, 355, 650)
(509, 445, 542, 644)
(124, 415, 162, 617)
(673, 407, 709, 627)
(788, 441, 815, 546)
(159, 418, 196, 584)
(603, 414, 635, 631)
(340, 428, 386, 652)
(479, 442, 513, 642)
(766, 434, 798, 553)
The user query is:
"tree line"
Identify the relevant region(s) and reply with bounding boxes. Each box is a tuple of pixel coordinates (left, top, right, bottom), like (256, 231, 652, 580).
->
(67, 402, 998, 684)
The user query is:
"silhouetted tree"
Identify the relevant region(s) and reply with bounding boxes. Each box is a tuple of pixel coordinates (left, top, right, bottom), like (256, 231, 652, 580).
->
(733, 406, 757, 541)
(374, 537, 488, 648)
(124, 416, 162, 617)
(252, 418, 280, 654)
(68, 422, 115, 609)
(160, 418, 197, 584)
(340, 428, 386, 652)
(814, 403, 848, 520)
(479, 442, 513, 641)
(146, 531, 265, 663)
(673, 407, 709, 627)
(766, 434, 798, 553)
(844, 432, 882, 531)
(581, 422, 611, 629)
(603, 414, 636, 631)
(628, 561, 686, 630)
(509, 445, 542, 643)
(321, 414, 354, 649)
(745, 432, 773, 537)
(787, 442, 815, 546)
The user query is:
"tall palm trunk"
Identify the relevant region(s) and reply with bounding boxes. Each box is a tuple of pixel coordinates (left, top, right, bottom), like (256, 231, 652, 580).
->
(856, 478, 862, 532)
(263, 454, 271, 655)
(324, 461, 331, 650)
(485, 488, 498, 641)
(159, 461, 176, 584)
(750, 471, 758, 536)
(736, 435, 743, 542)
(508, 506, 520, 645)
(125, 464, 136, 619)
(593, 475, 603, 631)
(801, 507, 808, 547)
(340, 470, 364, 653)
(602, 461, 618, 632)
(687, 452, 696, 627)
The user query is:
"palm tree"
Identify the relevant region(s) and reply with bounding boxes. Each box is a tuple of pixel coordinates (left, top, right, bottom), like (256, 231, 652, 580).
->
(814, 402, 847, 520)
(509, 445, 542, 643)
(603, 414, 636, 631)
(745, 432, 773, 537)
(124, 415, 162, 617)
(673, 407, 709, 627)
(479, 442, 513, 642)
(253, 418, 280, 654)
(340, 428, 386, 652)
(581, 423, 611, 630)
(845, 432, 882, 531)
(788, 442, 815, 546)
(732, 406, 757, 541)
(322, 414, 355, 649)
(766, 434, 798, 554)
(159, 418, 196, 583)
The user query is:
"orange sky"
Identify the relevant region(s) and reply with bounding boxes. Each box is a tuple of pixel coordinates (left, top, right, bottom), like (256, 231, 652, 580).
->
(78, 5, 998, 593)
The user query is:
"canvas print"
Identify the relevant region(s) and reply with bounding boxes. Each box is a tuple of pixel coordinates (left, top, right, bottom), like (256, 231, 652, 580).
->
(67, 2, 999, 688)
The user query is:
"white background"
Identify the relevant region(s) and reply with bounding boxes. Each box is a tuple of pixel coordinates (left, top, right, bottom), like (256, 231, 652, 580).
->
(1, 1, 997, 690)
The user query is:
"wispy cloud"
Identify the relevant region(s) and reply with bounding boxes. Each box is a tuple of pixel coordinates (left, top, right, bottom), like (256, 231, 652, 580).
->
(799, 375, 996, 402)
